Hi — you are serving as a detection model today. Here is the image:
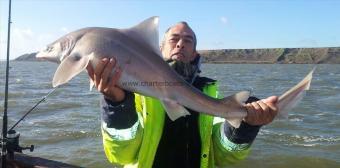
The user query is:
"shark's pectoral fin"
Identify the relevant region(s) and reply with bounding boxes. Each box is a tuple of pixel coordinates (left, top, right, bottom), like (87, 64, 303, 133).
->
(161, 99, 190, 121)
(52, 53, 91, 87)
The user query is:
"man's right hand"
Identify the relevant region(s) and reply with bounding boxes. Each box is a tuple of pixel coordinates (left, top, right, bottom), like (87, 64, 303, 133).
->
(87, 58, 125, 102)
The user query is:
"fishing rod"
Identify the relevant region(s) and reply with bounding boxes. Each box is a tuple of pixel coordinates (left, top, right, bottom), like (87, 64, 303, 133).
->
(2, 0, 12, 166)
(9, 88, 58, 131)
(0, 88, 59, 165)
(1, 1, 56, 166)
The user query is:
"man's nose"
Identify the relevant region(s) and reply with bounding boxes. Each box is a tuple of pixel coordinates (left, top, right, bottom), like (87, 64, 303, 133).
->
(176, 39, 184, 49)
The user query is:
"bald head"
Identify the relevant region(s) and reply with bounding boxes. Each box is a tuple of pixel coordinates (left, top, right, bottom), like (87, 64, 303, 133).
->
(162, 22, 197, 50)
(161, 22, 197, 63)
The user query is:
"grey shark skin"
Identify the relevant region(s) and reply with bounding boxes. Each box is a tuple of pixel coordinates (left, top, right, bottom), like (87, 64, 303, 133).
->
(36, 17, 250, 128)
(36, 16, 314, 128)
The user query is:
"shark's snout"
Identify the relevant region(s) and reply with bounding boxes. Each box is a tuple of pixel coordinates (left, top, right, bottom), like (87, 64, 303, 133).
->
(35, 42, 64, 63)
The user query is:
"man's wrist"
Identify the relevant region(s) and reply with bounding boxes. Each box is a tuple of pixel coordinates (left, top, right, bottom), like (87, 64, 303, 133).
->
(101, 91, 138, 129)
(103, 90, 126, 104)
(223, 121, 261, 144)
(104, 96, 124, 106)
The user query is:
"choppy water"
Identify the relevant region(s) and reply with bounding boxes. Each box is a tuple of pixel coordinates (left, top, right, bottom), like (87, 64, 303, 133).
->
(0, 62, 339, 168)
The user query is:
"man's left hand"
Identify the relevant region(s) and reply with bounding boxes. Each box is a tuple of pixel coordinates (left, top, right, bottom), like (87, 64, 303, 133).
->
(244, 96, 278, 126)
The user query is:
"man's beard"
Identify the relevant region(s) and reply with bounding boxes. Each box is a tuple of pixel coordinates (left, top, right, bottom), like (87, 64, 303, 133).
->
(167, 56, 201, 84)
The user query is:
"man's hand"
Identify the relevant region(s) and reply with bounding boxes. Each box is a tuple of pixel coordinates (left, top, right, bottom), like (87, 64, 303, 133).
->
(87, 58, 125, 102)
(244, 96, 278, 126)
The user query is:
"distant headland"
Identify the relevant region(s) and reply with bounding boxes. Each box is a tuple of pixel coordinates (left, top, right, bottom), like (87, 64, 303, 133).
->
(14, 47, 340, 64)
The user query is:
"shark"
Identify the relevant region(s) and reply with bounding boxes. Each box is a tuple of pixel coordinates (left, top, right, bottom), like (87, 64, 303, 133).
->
(36, 16, 314, 128)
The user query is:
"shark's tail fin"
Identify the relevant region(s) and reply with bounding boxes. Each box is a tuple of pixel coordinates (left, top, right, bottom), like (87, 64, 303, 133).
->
(277, 67, 315, 119)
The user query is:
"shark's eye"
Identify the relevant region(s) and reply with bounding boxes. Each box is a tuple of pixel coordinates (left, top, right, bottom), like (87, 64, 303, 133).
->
(46, 46, 54, 52)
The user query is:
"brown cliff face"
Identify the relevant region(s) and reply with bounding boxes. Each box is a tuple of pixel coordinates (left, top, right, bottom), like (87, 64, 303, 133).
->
(14, 47, 340, 63)
(199, 47, 340, 64)
(14, 52, 40, 61)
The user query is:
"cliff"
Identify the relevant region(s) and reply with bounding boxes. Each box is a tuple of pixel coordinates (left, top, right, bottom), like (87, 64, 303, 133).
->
(14, 47, 340, 63)
(198, 47, 340, 64)
(14, 52, 41, 62)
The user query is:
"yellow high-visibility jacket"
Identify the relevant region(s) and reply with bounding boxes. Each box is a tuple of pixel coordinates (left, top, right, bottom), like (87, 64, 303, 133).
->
(101, 81, 253, 168)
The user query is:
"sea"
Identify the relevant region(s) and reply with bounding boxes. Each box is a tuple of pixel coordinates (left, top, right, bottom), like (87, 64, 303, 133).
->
(0, 62, 339, 168)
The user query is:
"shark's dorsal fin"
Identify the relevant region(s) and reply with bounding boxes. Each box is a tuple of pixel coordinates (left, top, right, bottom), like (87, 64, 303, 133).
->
(122, 16, 161, 56)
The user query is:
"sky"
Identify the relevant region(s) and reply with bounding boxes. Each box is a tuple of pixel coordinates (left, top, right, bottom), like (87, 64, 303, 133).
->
(1, 0, 340, 60)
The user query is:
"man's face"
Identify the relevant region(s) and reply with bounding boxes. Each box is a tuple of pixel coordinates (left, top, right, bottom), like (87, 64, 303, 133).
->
(161, 23, 196, 63)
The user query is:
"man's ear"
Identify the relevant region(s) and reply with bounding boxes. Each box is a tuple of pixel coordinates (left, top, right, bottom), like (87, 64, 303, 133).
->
(190, 51, 198, 60)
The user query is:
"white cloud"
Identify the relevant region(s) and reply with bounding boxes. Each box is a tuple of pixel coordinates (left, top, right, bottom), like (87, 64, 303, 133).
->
(297, 39, 319, 47)
(0, 27, 60, 60)
(13, 28, 34, 39)
(220, 16, 228, 25)
(60, 27, 69, 33)
(11, 28, 43, 58)
(212, 41, 225, 47)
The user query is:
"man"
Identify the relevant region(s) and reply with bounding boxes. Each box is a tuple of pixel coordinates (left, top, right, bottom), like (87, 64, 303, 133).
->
(87, 22, 278, 168)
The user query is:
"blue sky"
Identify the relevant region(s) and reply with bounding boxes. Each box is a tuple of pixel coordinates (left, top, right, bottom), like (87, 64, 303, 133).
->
(1, 0, 339, 60)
